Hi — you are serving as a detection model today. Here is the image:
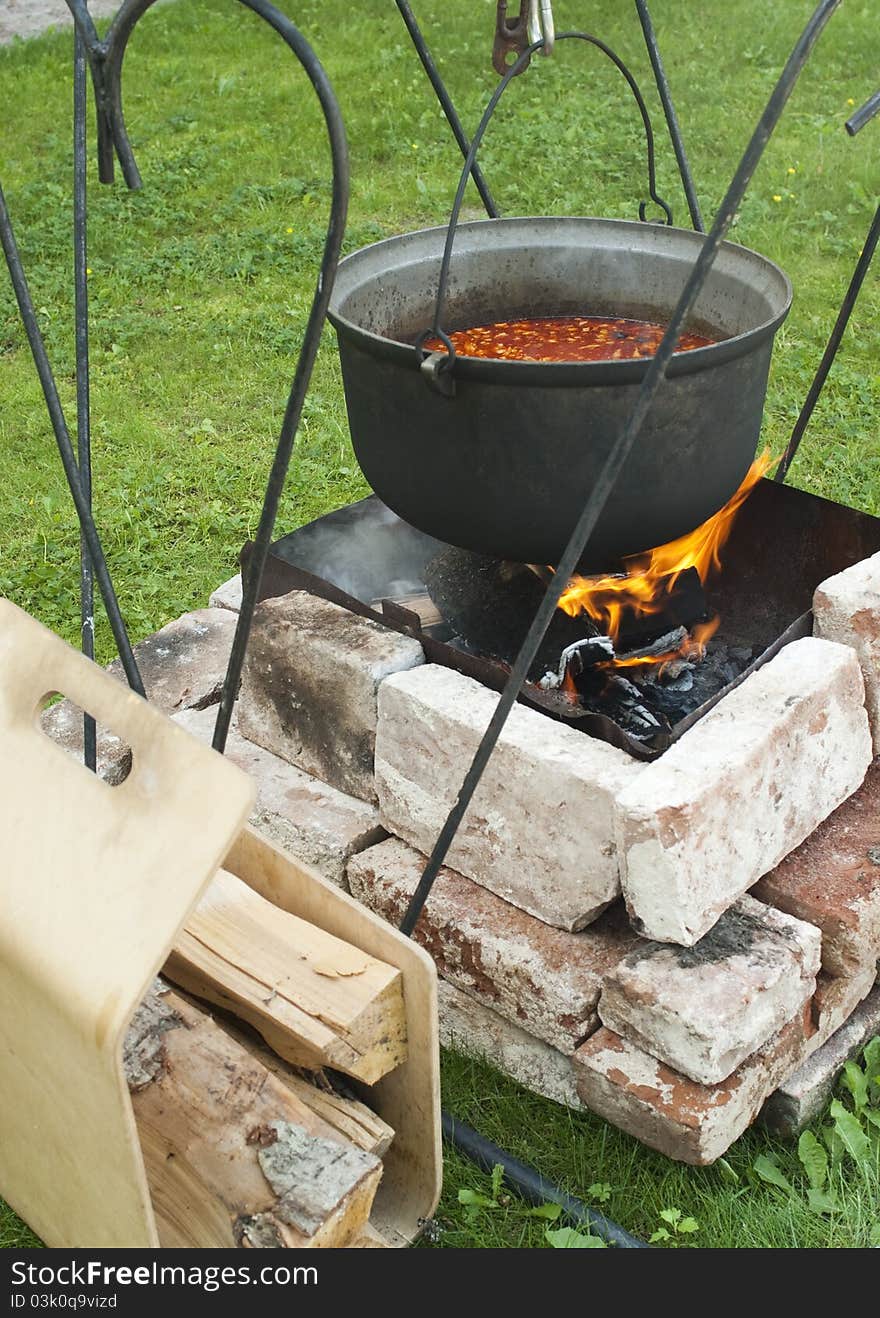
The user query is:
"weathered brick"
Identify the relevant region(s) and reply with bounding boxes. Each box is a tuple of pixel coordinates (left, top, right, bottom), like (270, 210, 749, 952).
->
(238, 591, 424, 803)
(347, 837, 640, 1051)
(616, 638, 872, 946)
(598, 896, 820, 1084)
(753, 762, 880, 977)
(173, 705, 385, 887)
(40, 608, 237, 783)
(762, 980, 880, 1136)
(209, 573, 242, 613)
(438, 980, 584, 1109)
(814, 552, 880, 752)
(375, 665, 645, 931)
(807, 967, 877, 1058)
(573, 1007, 811, 1164)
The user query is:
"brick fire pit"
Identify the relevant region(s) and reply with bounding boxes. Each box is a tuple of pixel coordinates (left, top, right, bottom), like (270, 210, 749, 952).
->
(42, 546, 880, 1164)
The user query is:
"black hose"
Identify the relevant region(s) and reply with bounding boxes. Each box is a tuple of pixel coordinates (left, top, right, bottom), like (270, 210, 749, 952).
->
(442, 1113, 647, 1248)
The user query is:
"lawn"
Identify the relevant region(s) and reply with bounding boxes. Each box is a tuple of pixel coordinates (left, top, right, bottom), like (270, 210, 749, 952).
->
(0, 0, 878, 1248)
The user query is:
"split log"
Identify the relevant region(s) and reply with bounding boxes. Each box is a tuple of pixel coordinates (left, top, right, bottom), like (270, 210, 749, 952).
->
(124, 981, 383, 1249)
(164, 868, 407, 1083)
(376, 593, 444, 629)
(220, 1016, 395, 1157)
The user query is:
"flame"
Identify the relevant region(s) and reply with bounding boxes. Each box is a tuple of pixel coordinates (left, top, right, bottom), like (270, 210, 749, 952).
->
(561, 665, 580, 698)
(556, 452, 772, 672)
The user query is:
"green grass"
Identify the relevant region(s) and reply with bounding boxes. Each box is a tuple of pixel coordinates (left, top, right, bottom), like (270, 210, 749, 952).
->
(0, 0, 878, 1249)
(432, 1050, 880, 1248)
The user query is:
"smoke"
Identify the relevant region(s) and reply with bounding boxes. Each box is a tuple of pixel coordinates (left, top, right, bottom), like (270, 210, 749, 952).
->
(280, 498, 443, 604)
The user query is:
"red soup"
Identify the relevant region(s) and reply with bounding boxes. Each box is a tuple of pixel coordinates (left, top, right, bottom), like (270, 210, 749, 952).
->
(426, 315, 715, 363)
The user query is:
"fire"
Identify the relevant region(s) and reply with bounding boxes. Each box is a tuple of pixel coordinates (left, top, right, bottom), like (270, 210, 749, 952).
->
(561, 665, 580, 697)
(556, 451, 772, 669)
(606, 617, 722, 672)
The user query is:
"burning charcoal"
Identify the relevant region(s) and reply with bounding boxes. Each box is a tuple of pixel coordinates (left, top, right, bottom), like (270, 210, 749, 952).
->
(613, 626, 688, 666)
(539, 635, 615, 690)
(659, 657, 693, 681)
(662, 670, 695, 693)
(630, 706, 662, 729)
(607, 674, 644, 701)
(729, 645, 755, 665)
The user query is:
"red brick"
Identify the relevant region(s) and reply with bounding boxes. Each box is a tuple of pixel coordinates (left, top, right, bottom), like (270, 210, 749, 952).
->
(753, 763, 880, 977)
(347, 837, 640, 1051)
(573, 1007, 811, 1164)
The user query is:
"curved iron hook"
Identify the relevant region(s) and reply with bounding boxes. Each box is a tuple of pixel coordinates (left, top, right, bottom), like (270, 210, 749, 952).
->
(420, 29, 673, 387)
(51, 1, 350, 756)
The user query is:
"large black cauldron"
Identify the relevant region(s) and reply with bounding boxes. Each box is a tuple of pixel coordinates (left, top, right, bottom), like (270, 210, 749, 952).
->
(327, 217, 791, 570)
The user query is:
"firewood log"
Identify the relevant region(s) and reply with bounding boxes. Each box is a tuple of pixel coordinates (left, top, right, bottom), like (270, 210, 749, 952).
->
(219, 1015, 395, 1157)
(164, 868, 407, 1084)
(125, 981, 382, 1248)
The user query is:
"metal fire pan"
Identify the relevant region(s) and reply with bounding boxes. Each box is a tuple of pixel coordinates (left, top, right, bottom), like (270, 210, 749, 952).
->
(248, 481, 880, 761)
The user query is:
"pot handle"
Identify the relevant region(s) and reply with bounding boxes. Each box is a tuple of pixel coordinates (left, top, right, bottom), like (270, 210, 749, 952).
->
(417, 29, 673, 394)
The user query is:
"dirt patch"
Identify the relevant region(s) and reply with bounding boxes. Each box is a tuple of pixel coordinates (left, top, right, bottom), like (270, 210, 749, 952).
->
(1, 2, 136, 45)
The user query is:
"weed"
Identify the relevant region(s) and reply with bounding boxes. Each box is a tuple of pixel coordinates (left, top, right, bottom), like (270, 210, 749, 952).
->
(455, 1165, 608, 1247)
(751, 1038, 880, 1220)
(649, 1206, 700, 1246)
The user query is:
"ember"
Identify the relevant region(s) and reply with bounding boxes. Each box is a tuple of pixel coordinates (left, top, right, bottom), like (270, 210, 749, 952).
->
(425, 314, 714, 363)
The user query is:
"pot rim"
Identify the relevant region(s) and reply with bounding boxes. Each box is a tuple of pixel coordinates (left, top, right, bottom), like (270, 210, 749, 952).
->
(328, 216, 793, 384)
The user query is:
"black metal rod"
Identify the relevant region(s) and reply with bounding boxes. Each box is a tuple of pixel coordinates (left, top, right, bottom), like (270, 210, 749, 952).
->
(0, 188, 145, 697)
(442, 1113, 647, 1248)
(400, 0, 841, 937)
(211, 0, 349, 753)
(395, 0, 499, 219)
(57, 0, 350, 732)
(634, 0, 704, 231)
(776, 200, 880, 484)
(846, 88, 880, 136)
(74, 9, 97, 769)
(63, 0, 117, 185)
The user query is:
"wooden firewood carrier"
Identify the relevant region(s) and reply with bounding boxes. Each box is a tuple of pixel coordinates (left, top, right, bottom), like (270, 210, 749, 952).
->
(0, 599, 440, 1247)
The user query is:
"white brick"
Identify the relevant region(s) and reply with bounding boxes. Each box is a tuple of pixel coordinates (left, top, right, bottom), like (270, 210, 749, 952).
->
(174, 706, 385, 887)
(806, 967, 878, 1060)
(616, 638, 872, 946)
(814, 551, 880, 752)
(438, 980, 584, 1109)
(40, 609, 237, 783)
(574, 1008, 811, 1164)
(599, 896, 821, 1083)
(375, 665, 645, 931)
(209, 573, 242, 613)
(238, 591, 424, 803)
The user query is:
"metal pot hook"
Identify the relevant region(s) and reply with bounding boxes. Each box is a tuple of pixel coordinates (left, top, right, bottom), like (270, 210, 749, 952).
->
(493, 1, 555, 76)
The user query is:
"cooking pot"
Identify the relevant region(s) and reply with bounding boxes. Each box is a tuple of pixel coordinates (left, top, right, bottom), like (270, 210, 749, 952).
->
(327, 216, 792, 569)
